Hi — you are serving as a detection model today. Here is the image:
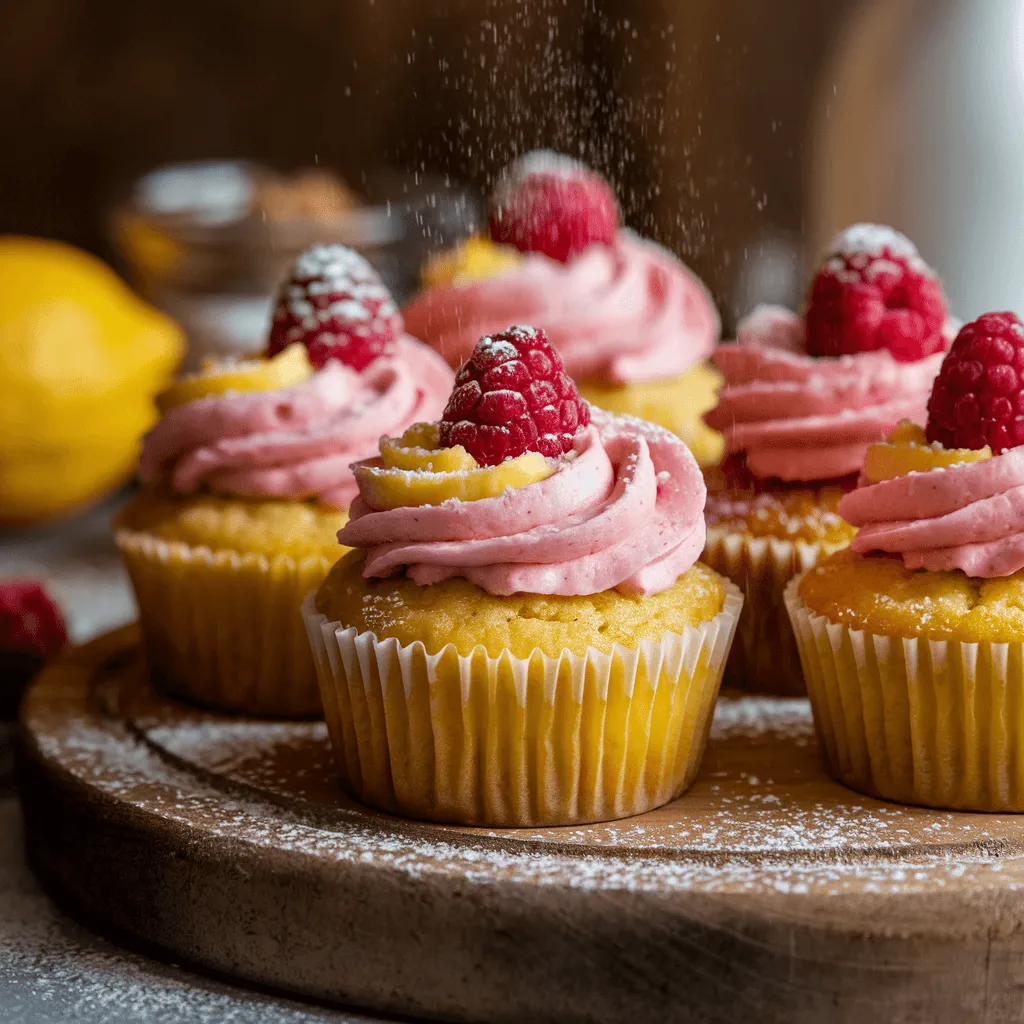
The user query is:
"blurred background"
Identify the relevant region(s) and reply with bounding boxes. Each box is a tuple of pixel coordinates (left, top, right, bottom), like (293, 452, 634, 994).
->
(4, 0, 1021, 628)
(0, 0, 858, 329)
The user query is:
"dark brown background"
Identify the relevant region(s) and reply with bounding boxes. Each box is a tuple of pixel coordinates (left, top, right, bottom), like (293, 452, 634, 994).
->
(0, 0, 854, 318)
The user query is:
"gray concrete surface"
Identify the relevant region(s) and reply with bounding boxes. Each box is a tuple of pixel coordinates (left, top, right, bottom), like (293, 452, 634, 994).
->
(0, 499, 400, 1024)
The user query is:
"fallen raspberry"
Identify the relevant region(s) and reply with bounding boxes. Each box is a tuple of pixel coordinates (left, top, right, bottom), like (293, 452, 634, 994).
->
(440, 325, 590, 466)
(0, 580, 67, 659)
(488, 151, 619, 263)
(268, 244, 400, 371)
(927, 312, 1024, 452)
(804, 224, 949, 362)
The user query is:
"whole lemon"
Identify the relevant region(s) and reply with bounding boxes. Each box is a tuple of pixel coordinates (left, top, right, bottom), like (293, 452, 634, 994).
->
(0, 237, 183, 525)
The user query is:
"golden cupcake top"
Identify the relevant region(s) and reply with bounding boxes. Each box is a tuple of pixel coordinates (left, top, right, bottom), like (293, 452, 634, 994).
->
(118, 486, 347, 560)
(317, 550, 726, 658)
(800, 548, 1024, 644)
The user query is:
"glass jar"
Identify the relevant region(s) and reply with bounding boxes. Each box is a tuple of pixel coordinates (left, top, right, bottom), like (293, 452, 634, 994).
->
(112, 160, 480, 370)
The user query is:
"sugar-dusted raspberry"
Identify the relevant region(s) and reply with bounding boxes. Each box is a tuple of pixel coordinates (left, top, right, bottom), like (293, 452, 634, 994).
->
(0, 579, 67, 659)
(267, 244, 401, 371)
(439, 324, 590, 466)
(804, 224, 949, 362)
(488, 151, 619, 264)
(926, 312, 1024, 452)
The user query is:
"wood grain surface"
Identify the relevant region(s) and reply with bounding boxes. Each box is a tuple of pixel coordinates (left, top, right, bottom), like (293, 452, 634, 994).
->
(18, 626, 1024, 1024)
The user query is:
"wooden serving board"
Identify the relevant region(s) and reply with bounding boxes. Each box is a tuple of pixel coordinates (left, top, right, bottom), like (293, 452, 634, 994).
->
(18, 627, 1024, 1024)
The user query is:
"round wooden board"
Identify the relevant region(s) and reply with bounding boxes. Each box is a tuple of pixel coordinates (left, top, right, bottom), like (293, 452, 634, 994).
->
(17, 627, 1024, 1024)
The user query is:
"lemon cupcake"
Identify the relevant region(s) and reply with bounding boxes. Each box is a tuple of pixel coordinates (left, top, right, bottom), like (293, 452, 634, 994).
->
(304, 325, 742, 827)
(117, 245, 454, 717)
(787, 311, 1024, 811)
(403, 151, 724, 465)
(703, 224, 956, 695)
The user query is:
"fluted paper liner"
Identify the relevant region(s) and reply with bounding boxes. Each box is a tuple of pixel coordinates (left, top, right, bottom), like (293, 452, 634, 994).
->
(786, 574, 1024, 812)
(117, 528, 337, 718)
(303, 583, 743, 827)
(704, 526, 850, 696)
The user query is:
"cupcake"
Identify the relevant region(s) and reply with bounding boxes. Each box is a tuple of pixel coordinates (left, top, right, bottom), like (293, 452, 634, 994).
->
(787, 311, 1024, 811)
(404, 151, 724, 465)
(703, 224, 955, 695)
(117, 245, 454, 717)
(304, 325, 742, 826)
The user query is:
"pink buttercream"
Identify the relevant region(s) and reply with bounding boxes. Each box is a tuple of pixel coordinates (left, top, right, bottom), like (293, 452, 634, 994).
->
(842, 448, 1024, 577)
(138, 337, 454, 510)
(337, 410, 707, 597)
(705, 305, 945, 482)
(402, 231, 719, 384)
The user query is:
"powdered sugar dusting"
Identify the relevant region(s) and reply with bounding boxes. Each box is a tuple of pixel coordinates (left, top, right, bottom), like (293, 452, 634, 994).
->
(828, 223, 919, 260)
(474, 336, 520, 363)
(26, 646, 1024, 906)
(591, 406, 680, 451)
(290, 244, 382, 290)
(824, 223, 931, 278)
(491, 149, 585, 209)
(271, 244, 399, 362)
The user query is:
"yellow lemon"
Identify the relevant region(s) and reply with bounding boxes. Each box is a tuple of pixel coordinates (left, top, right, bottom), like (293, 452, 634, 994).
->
(0, 236, 183, 524)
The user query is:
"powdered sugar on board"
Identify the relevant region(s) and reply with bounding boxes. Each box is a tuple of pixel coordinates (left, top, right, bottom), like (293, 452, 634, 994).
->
(24, 632, 1024, 907)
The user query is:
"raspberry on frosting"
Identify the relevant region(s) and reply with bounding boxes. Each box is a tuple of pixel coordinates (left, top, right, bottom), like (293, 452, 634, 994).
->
(139, 336, 454, 510)
(439, 325, 590, 466)
(268, 244, 401, 371)
(488, 150, 619, 264)
(340, 408, 708, 597)
(804, 223, 949, 363)
(927, 312, 1024, 453)
(404, 231, 720, 384)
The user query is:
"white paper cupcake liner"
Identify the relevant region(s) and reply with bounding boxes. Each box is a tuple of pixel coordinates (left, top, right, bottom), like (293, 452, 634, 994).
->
(303, 583, 743, 827)
(786, 574, 1024, 812)
(704, 526, 849, 696)
(117, 528, 334, 718)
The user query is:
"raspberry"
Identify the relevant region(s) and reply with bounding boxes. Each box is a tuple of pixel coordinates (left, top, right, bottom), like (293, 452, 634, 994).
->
(0, 580, 66, 660)
(488, 151, 619, 263)
(804, 224, 949, 362)
(267, 244, 400, 371)
(439, 325, 590, 466)
(926, 312, 1024, 452)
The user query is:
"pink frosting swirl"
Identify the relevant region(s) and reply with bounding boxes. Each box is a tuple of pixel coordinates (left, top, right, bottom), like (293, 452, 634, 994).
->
(705, 305, 945, 482)
(841, 449, 1024, 577)
(337, 411, 707, 597)
(402, 231, 719, 384)
(138, 337, 454, 510)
